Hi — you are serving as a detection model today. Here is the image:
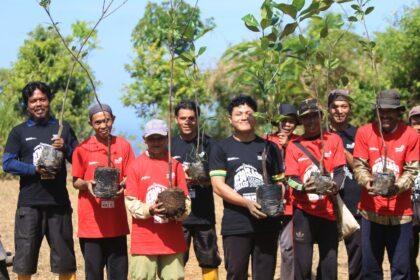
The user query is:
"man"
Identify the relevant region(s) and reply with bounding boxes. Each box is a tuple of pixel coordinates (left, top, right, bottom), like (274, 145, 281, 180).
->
(171, 100, 221, 280)
(408, 105, 420, 280)
(209, 95, 285, 280)
(267, 104, 299, 280)
(72, 104, 135, 279)
(285, 98, 346, 280)
(125, 119, 191, 280)
(353, 90, 419, 279)
(2, 81, 77, 280)
(327, 89, 362, 280)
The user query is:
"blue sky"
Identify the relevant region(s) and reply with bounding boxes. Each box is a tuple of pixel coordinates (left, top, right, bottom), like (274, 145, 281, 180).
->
(0, 0, 416, 153)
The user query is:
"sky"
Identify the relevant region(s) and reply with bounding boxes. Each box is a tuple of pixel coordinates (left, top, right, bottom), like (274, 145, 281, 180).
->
(0, 0, 416, 153)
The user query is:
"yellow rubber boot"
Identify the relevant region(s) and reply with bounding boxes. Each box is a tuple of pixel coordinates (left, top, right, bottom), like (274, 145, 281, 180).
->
(17, 275, 31, 280)
(202, 267, 219, 280)
(59, 272, 76, 280)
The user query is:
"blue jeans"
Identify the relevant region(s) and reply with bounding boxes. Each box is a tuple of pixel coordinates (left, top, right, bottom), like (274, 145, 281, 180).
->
(361, 217, 413, 280)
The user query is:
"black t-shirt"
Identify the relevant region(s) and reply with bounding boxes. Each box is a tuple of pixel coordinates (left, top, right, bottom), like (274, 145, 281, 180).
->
(333, 125, 362, 216)
(209, 136, 283, 235)
(4, 117, 78, 207)
(171, 134, 216, 225)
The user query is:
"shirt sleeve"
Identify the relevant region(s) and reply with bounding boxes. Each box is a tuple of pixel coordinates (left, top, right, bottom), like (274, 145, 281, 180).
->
(71, 145, 85, 179)
(2, 127, 36, 176)
(209, 141, 227, 177)
(353, 126, 369, 160)
(405, 133, 420, 163)
(284, 142, 300, 177)
(268, 141, 284, 182)
(331, 134, 346, 170)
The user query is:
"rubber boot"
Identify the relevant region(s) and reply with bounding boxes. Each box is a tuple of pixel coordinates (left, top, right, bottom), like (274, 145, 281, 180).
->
(59, 272, 76, 280)
(202, 267, 218, 280)
(17, 275, 31, 280)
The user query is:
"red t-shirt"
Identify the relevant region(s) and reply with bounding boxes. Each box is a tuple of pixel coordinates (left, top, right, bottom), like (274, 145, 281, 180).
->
(72, 136, 134, 238)
(125, 152, 188, 255)
(266, 133, 298, 216)
(285, 132, 346, 220)
(353, 122, 420, 216)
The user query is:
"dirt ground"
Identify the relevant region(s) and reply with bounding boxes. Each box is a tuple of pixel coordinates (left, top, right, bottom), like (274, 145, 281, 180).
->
(0, 178, 411, 279)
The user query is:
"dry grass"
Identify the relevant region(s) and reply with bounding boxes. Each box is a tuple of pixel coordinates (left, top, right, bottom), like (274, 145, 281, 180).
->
(0, 178, 410, 279)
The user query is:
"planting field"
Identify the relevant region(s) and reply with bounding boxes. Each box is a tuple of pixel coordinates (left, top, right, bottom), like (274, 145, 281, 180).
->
(0, 177, 405, 279)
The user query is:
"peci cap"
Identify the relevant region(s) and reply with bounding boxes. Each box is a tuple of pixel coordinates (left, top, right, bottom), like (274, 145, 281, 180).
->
(409, 105, 420, 120)
(374, 90, 405, 111)
(88, 103, 113, 119)
(327, 89, 351, 108)
(298, 98, 321, 117)
(144, 119, 168, 138)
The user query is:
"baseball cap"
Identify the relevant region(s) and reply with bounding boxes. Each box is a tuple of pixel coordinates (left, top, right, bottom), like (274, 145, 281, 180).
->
(88, 103, 113, 119)
(327, 89, 351, 108)
(144, 119, 168, 138)
(409, 105, 420, 119)
(298, 98, 321, 117)
(374, 90, 405, 110)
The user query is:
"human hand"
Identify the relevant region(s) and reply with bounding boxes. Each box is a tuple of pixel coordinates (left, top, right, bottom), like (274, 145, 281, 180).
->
(365, 179, 375, 196)
(51, 135, 65, 152)
(303, 176, 317, 193)
(149, 201, 166, 217)
(245, 200, 267, 219)
(278, 132, 288, 147)
(325, 181, 339, 195)
(86, 180, 97, 197)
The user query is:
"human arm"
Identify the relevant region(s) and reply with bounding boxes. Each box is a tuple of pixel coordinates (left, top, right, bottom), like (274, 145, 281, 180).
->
(395, 161, 419, 194)
(72, 177, 96, 197)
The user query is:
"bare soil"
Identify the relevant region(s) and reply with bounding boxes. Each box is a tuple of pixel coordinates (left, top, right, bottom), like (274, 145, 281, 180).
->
(0, 178, 409, 279)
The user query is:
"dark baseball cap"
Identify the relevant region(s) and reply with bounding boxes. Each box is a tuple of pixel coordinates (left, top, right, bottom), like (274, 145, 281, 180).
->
(409, 105, 420, 119)
(278, 104, 298, 117)
(327, 89, 351, 108)
(374, 90, 405, 110)
(298, 98, 321, 117)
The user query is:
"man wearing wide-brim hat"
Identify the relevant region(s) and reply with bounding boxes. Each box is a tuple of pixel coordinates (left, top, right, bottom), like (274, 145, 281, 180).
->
(353, 90, 420, 279)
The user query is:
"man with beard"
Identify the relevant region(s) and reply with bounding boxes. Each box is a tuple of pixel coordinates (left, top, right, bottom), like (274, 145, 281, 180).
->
(72, 104, 135, 279)
(327, 89, 362, 280)
(209, 95, 285, 280)
(2, 82, 77, 280)
(267, 104, 299, 280)
(171, 100, 221, 280)
(285, 98, 346, 280)
(353, 90, 419, 279)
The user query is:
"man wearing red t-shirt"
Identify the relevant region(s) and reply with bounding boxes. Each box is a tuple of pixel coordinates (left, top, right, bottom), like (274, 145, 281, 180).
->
(72, 104, 135, 280)
(285, 98, 346, 280)
(353, 90, 420, 279)
(267, 103, 299, 280)
(125, 119, 191, 280)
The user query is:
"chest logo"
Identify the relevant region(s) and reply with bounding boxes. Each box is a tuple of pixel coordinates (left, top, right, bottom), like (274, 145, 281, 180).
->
(298, 157, 308, 162)
(324, 150, 332, 158)
(227, 157, 239, 161)
(114, 156, 123, 164)
(346, 143, 355, 149)
(369, 147, 379, 151)
(25, 137, 37, 141)
(88, 161, 99, 165)
(173, 155, 181, 160)
(141, 176, 151, 180)
(395, 145, 405, 153)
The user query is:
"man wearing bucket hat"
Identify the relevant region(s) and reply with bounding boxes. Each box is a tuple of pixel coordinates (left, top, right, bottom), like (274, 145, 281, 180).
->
(72, 103, 135, 279)
(408, 105, 420, 280)
(2, 81, 78, 280)
(267, 103, 299, 280)
(284, 98, 346, 280)
(171, 100, 221, 280)
(125, 119, 191, 280)
(327, 89, 362, 280)
(353, 90, 419, 279)
(209, 95, 285, 280)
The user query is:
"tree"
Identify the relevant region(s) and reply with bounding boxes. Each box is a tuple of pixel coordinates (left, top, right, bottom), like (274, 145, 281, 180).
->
(0, 22, 99, 176)
(122, 0, 216, 118)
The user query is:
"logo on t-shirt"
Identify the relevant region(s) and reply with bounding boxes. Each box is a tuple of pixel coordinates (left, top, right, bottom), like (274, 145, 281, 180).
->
(372, 157, 400, 178)
(114, 156, 122, 164)
(25, 137, 37, 141)
(324, 150, 332, 158)
(346, 143, 355, 149)
(88, 161, 99, 165)
(233, 164, 263, 192)
(146, 183, 168, 224)
(227, 157, 240, 161)
(395, 145, 405, 153)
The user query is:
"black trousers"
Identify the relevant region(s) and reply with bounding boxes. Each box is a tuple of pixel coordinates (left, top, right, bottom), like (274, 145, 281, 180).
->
(413, 226, 419, 280)
(79, 236, 128, 280)
(223, 231, 280, 280)
(0, 260, 9, 280)
(293, 208, 338, 280)
(183, 224, 221, 268)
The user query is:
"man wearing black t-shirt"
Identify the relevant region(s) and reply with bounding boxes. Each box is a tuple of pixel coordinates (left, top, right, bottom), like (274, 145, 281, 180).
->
(327, 89, 362, 280)
(209, 95, 285, 280)
(2, 82, 77, 280)
(171, 100, 221, 280)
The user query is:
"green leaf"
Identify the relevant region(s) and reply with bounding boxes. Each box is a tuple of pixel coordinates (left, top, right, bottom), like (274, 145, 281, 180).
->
(299, 34, 307, 45)
(197, 46, 207, 56)
(350, 4, 361, 12)
(348, 16, 358, 22)
(183, 23, 195, 42)
(242, 14, 260, 32)
(253, 112, 268, 120)
(263, 122, 273, 135)
(261, 18, 272, 29)
(275, 4, 297, 19)
(336, 0, 353, 3)
(365, 6, 375, 15)
(39, 0, 51, 8)
(299, 1, 320, 16)
(260, 37, 269, 50)
(369, 41, 376, 48)
(340, 76, 349, 86)
(292, 0, 305, 11)
(271, 16, 280, 25)
(320, 26, 328, 38)
(264, 32, 277, 42)
(280, 22, 298, 39)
